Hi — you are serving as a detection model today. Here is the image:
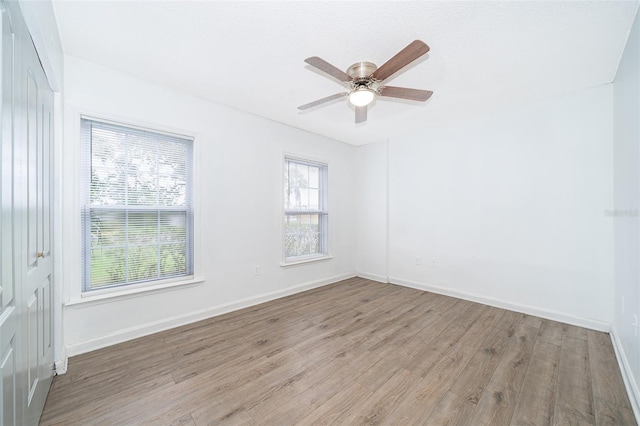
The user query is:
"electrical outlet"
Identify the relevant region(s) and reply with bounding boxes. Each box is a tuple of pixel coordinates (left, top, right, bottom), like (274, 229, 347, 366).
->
(415, 257, 423, 266)
(633, 314, 638, 337)
(254, 265, 261, 276)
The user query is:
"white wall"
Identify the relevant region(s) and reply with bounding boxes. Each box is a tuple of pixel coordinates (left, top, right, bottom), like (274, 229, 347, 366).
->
(613, 7, 640, 417)
(357, 85, 615, 330)
(61, 56, 356, 356)
(355, 141, 388, 282)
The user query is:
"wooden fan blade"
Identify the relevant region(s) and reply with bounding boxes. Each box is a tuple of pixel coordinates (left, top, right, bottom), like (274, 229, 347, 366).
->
(378, 86, 433, 102)
(305, 57, 352, 82)
(371, 40, 430, 83)
(355, 105, 367, 123)
(298, 92, 348, 110)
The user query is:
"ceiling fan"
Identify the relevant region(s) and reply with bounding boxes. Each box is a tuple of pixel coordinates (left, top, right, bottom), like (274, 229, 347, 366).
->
(298, 40, 433, 123)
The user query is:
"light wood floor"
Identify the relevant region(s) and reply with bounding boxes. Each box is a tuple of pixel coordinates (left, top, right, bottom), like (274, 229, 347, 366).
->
(41, 278, 636, 425)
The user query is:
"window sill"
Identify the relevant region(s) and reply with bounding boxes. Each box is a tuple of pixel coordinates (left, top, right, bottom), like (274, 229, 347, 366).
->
(280, 255, 333, 268)
(65, 277, 204, 308)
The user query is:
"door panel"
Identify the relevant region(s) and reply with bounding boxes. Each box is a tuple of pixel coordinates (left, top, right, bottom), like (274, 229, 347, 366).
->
(1, 339, 16, 426)
(25, 291, 38, 404)
(42, 104, 51, 256)
(42, 277, 51, 357)
(26, 71, 37, 270)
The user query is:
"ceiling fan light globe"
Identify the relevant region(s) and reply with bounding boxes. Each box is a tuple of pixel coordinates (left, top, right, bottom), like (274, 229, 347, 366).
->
(349, 88, 375, 107)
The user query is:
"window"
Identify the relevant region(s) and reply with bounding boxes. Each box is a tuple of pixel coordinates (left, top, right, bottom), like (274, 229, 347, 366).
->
(81, 118, 193, 291)
(283, 157, 328, 262)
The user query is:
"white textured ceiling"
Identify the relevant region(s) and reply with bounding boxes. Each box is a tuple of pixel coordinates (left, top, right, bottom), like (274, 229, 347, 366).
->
(53, 1, 638, 146)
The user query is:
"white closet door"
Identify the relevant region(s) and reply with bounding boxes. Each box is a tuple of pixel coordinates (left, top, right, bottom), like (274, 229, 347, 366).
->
(20, 25, 54, 426)
(0, 2, 18, 424)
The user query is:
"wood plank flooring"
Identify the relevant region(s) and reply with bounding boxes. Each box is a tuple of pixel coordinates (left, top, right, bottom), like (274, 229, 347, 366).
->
(40, 278, 636, 425)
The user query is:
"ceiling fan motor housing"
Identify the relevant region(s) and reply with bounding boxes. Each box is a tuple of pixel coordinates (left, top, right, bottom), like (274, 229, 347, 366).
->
(347, 61, 378, 81)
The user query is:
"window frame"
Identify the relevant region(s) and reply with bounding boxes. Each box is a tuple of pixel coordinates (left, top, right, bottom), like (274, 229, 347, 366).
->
(80, 116, 195, 293)
(282, 155, 329, 264)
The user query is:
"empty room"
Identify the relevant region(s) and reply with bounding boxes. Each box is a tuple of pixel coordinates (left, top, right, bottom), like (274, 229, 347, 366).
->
(1, 0, 639, 424)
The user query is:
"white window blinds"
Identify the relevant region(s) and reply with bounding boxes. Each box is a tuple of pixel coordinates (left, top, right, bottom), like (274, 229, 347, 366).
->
(81, 118, 194, 291)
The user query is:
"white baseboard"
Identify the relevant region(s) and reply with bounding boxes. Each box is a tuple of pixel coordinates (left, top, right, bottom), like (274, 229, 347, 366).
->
(610, 327, 640, 423)
(65, 272, 356, 357)
(388, 276, 610, 332)
(355, 272, 388, 284)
